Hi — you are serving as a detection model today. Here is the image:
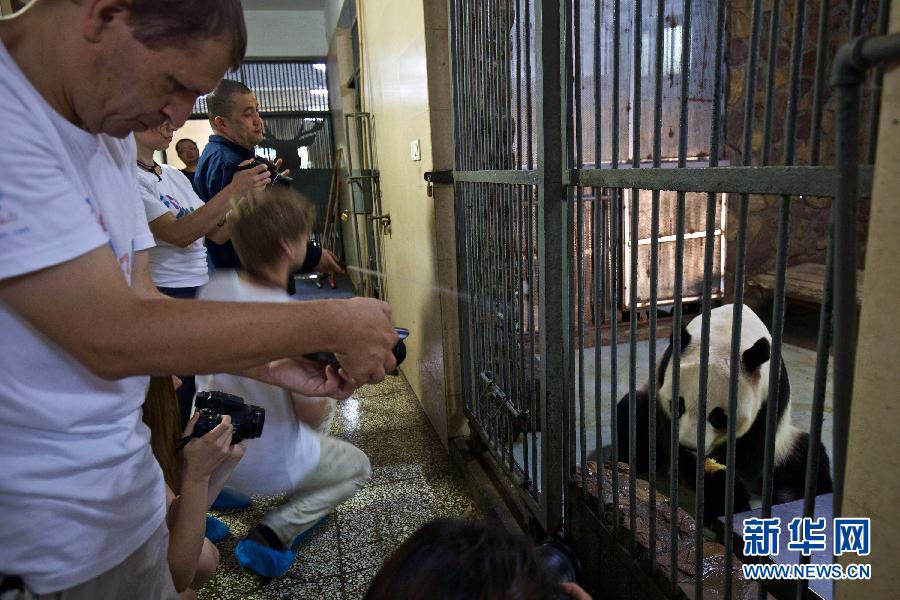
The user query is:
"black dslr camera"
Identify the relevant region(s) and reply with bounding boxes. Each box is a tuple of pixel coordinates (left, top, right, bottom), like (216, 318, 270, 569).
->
(303, 327, 408, 376)
(192, 391, 266, 444)
(235, 155, 294, 187)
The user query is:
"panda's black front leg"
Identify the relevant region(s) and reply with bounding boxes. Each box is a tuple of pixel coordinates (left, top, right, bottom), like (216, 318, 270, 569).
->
(615, 389, 655, 473)
(676, 447, 752, 528)
(703, 470, 753, 528)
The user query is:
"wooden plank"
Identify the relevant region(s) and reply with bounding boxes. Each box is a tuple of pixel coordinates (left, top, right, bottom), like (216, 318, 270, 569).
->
(748, 262, 864, 305)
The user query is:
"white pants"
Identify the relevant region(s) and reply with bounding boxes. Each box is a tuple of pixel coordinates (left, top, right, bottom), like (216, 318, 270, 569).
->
(262, 434, 371, 547)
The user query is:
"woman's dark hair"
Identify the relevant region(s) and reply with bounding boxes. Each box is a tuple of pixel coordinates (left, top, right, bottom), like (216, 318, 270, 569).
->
(127, 0, 247, 71)
(142, 376, 184, 494)
(364, 518, 563, 600)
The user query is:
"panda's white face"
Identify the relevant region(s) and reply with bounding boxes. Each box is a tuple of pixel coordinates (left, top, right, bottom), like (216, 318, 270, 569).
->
(657, 304, 772, 456)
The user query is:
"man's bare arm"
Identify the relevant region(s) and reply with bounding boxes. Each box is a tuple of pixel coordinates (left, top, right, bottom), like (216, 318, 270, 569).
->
(0, 245, 397, 382)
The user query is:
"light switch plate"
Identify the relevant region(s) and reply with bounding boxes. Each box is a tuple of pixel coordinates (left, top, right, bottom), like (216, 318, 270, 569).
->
(410, 139, 421, 161)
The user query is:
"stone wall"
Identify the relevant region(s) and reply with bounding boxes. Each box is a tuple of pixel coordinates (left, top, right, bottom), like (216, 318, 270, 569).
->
(722, 0, 880, 299)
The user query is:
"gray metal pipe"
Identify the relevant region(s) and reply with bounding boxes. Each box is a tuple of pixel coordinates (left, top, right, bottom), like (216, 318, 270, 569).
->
(830, 32, 900, 517)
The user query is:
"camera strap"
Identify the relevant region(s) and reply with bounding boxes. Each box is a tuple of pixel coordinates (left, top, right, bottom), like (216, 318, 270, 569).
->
(174, 435, 193, 455)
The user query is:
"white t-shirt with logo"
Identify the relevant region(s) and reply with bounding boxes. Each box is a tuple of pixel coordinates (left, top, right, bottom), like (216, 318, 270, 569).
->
(0, 41, 165, 594)
(137, 164, 209, 288)
(196, 272, 321, 495)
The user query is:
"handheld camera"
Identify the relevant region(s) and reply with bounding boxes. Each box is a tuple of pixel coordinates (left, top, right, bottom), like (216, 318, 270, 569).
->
(192, 390, 266, 445)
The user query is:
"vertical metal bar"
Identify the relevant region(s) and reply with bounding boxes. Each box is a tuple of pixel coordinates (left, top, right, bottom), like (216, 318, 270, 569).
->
(525, 0, 537, 488)
(609, 0, 622, 534)
(759, 5, 806, 567)
(526, 0, 534, 171)
(514, 0, 531, 486)
(563, 0, 576, 527)
(649, 0, 664, 571)
(668, 0, 688, 586)
(526, 188, 547, 490)
(725, 0, 763, 593)
(760, 0, 782, 165)
(758, 194, 791, 600)
(592, 0, 604, 519)
(832, 81, 860, 521)
(574, 0, 589, 499)
(795, 216, 834, 599)
(700, 0, 727, 597)
(535, 0, 567, 533)
(628, 0, 643, 544)
(494, 0, 517, 472)
(808, 0, 831, 165)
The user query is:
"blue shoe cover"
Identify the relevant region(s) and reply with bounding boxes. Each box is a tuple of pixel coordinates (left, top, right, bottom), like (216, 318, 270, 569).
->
(290, 517, 327, 551)
(205, 514, 230, 543)
(211, 487, 252, 510)
(235, 539, 295, 578)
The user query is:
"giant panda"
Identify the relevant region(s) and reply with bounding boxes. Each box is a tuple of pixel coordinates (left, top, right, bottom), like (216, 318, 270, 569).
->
(615, 303, 832, 527)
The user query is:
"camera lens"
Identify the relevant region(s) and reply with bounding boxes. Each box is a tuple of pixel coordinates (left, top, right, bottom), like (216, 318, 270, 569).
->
(232, 405, 266, 443)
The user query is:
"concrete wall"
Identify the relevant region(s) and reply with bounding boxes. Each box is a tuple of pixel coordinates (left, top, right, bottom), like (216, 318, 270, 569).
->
(351, 0, 463, 446)
(244, 10, 328, 58)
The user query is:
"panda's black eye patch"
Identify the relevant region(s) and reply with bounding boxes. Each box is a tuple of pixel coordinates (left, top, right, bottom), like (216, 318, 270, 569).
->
(678, 396, 686, 418)
(708, 407, 728, 430)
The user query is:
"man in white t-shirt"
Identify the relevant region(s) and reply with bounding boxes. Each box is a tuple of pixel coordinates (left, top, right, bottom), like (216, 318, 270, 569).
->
(198, 188, 371, 579)
(0, 2, 397, 597)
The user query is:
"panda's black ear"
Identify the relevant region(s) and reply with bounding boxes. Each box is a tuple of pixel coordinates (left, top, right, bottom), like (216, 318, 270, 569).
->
(742, 337, 771, 373)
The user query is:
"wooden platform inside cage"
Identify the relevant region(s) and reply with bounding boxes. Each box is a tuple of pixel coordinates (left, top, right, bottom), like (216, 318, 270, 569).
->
(748, 262, 864, 307)
(571, 461, 772, 599)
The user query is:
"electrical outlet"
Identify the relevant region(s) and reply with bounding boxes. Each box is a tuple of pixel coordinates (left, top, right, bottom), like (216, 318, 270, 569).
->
(410, 139, 421, 161)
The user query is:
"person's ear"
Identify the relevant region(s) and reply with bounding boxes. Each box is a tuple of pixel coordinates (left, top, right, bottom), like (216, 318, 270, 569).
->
(280, 239, 295, 261)
(213, 115, 227, 132)
(81, 0, 131, 44)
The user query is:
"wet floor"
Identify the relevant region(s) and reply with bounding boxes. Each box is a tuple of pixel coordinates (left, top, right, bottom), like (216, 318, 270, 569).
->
(198, 374, 479, 599)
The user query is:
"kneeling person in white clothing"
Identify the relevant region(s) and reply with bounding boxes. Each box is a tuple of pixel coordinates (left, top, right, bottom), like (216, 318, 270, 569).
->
(196, 188, 371, 578)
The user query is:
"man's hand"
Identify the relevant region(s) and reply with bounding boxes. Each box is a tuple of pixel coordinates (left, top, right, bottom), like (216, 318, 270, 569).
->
(315, 248, 345, 276)
(273, 158, 291, 180)
(334, 297, 398, 384)
(241, 358, 357, 400)
(270, 357, 356, 400)
(229, 160, 270, 197)
(560, 583, 592, 600)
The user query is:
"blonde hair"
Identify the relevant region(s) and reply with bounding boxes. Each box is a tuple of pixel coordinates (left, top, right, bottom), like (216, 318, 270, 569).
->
(229, 187, 317, 275)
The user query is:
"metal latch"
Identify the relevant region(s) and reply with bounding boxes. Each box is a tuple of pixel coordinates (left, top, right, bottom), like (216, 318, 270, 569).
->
(424, 171, 453, 197)
(424, 170, 454, 184)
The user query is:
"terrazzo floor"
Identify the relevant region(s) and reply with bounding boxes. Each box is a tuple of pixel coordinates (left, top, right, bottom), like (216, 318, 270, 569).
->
(198, 373, 480, 600)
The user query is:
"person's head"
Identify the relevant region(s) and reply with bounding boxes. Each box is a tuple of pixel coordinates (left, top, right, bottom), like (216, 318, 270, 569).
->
(175, 138, 200, 166)
(134, 121, 176, 153)
(205, 79, 264, 149)
(142, 376, 183, 494)
(363, 519, 565, 600)
(229, 187, 317, 281)
(12, 0, 247, 137)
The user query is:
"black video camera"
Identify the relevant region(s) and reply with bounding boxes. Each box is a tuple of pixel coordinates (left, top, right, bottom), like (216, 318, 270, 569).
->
(303, 327, 408, 376)
(236, 155, 294, 187)
(192, 391, 266, 444)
